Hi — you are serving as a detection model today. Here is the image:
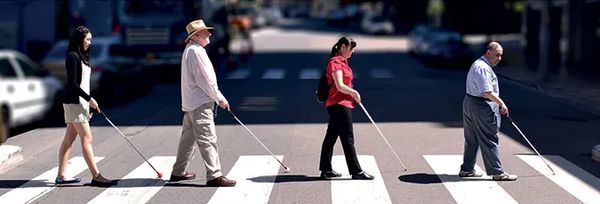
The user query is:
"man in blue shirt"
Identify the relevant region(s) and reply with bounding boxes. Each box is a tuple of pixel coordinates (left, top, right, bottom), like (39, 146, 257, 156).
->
(460, 42, 517, 181)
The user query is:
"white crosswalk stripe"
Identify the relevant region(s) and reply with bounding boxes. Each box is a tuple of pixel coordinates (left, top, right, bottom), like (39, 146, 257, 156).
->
(370, 68, 394, 79)
(3, 154, 600, 203)
(220, 68, 386, 80)
(331, 155, 391, 204)
(88, 156, 175, 204)
(518, 155, 600, 204)
(262, 68, 285, 79)
(225, 68, 251, 79)
(299, 68, 321, 79)
(0, 156, 104, 204)
(424, 155, 518, 204)
(208, 155, 283, 204)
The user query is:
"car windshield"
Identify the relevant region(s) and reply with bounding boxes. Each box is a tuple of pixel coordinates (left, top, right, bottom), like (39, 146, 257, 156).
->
(124, 0, 182, 16)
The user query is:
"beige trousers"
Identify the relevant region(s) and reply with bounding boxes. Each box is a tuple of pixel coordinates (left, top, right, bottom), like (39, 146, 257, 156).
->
(172, 102, 223, 180)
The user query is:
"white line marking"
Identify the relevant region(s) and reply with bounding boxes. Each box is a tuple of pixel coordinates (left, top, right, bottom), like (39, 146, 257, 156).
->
(208, 155, 283, 204)
(424, 155, 517, 204)
(0, 157, 104, 204)
(518, 155, 600, 204)
(262, 68, 285, 79)
(331, 155, 391, 204)
(370, 69, 394, 79)
(88, 156, 175, 204)
(225, 68, 250, 79)
(299, 68, 321, 79)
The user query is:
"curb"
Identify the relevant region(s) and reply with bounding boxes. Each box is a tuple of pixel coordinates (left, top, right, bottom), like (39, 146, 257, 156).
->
(0, 145, 23, 174)
(593, 144, 600, 163)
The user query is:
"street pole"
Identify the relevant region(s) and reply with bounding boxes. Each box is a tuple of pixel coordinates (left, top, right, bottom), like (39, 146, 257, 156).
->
(558, 1, 569, 83)
(16, 1, 27, 53)
(537, 0, 550, 83)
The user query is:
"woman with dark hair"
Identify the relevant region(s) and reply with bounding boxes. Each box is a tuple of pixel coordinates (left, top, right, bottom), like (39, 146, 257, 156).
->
(319, 36, 374, 180)
(56, 26, 115, 187)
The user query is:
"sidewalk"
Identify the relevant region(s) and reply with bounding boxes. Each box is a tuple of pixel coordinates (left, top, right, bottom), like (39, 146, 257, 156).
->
(0, 145, 23, 173)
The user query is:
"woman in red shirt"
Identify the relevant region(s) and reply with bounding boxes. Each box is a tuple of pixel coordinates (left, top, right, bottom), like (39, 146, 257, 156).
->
(319, 37, 374, 180)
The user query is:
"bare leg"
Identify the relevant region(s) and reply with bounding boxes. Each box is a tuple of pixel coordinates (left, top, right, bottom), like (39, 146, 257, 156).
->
(72, 122, 108, 181)
(57, 123, 78, 178)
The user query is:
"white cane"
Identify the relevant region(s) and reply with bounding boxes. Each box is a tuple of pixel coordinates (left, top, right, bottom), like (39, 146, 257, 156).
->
(358, 102, 408, 171)
(508, 115, 555, 175)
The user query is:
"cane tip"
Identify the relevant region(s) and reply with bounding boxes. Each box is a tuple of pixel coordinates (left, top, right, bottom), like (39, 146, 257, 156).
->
(157, 172, 163, 179)
(283, 167, 291, 173)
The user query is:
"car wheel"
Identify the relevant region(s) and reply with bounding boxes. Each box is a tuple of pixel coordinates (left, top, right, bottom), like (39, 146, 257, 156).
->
(0, 107, 9, 144)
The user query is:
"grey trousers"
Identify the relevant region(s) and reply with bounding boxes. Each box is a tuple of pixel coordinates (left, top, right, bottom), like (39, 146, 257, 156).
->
(461, 95, 504, 175)
(172, 102, 223, 180)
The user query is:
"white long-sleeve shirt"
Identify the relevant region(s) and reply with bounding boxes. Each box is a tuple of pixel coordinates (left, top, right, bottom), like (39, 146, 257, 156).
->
(181, 42, 226, 112)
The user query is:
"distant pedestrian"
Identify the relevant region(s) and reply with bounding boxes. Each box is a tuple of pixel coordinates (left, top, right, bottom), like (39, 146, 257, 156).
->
(460, 41, 517, 181)
(56, 26, 116, 187)
(169, 20, 236, 187)
(319, 36, 374, 180)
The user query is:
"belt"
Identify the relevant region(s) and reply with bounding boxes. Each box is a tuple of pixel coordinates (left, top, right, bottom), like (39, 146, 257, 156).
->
(466, 94, 492, 101)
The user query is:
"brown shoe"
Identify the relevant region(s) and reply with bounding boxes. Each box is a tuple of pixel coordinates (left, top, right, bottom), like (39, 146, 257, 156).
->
(206, 176, 236, 187)
(169, 172, 196, 182)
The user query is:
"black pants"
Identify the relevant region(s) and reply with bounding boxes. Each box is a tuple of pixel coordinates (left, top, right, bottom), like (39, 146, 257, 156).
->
(319, 105, 362, 175)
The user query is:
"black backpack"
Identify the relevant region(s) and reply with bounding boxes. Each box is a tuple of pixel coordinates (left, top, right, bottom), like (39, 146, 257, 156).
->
(316, 71, 330, 103)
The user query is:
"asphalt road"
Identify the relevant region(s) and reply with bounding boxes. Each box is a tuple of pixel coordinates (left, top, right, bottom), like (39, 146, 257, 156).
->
(1, 24, 599, 203)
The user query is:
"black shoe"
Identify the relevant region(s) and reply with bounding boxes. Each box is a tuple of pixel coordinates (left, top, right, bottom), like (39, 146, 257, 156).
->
(90, 179, 117, 187)
(55, 177, 81, 184)
(169, 172, 196, 182)
(320, 170, 342, 180)
(351, 171, 374, 180)
(206, 176, 236, 187)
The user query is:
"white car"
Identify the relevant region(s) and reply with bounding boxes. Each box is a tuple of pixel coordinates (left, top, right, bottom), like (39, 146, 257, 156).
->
(361, 13, 395, 35)
(41, 37, 121, 93)
(0, 50, 64, 136)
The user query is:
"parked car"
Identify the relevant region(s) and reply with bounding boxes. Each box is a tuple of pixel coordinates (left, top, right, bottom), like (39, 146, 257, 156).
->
(42, 37, 120, 92)
(256, 6, 282, 27)
(42, 37, 152, 106)
(361, 13, 395, 35)
(0, 50, 64, 137)
(326, 4, 361, 27)
(408, 25, 471, 67)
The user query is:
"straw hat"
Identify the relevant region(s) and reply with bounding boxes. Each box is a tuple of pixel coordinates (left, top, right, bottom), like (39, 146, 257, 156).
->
(185, 20, 214, 43)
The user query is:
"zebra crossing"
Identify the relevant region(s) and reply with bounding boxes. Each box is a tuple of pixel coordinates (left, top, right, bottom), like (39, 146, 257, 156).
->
(224, 67, 395, 80)
(0, 156, 105, 204)
(1, 154, 598, 203)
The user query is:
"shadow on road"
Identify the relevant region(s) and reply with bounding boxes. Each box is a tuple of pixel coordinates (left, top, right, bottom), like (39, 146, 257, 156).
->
(248, 175, 322, 183)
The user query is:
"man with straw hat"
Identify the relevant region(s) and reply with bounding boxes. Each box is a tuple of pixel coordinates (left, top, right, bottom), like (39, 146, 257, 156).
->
(169, 19, 236, 187)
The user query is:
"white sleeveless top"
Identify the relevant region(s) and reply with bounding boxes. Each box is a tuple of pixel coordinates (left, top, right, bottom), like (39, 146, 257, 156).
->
(79, 62, 91, 107)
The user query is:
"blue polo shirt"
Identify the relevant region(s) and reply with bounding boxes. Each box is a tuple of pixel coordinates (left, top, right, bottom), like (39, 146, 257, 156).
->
(466, 56, 498, 97)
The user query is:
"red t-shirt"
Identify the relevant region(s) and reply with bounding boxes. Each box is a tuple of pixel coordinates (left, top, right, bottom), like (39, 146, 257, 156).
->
(325, 55, 355, 109)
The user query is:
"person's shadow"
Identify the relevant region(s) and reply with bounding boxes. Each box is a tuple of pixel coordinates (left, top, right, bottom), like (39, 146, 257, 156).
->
(248, 175, 322, 183)
(398, 173, 490, 184)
